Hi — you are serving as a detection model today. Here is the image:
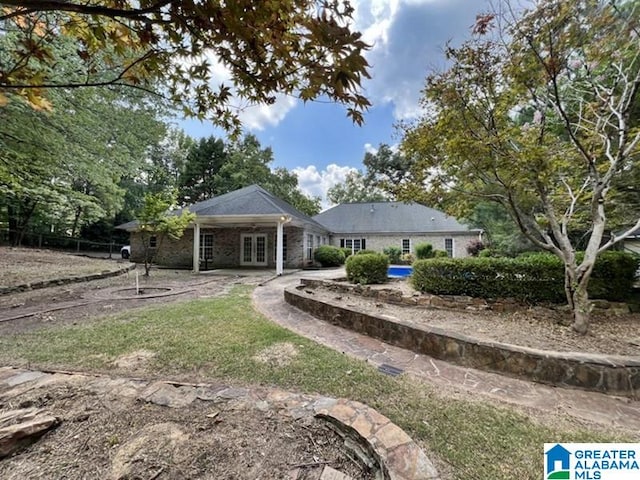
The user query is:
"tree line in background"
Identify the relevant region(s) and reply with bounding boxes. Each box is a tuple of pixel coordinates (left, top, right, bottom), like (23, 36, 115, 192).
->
(1, 0, 368, 246)
(0, 37, 321, 247)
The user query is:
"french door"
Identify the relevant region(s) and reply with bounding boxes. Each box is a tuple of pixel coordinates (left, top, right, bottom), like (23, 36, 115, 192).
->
(240, 234, 268, 266)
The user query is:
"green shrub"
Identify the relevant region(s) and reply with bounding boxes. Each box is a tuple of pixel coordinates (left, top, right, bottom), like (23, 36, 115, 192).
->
(313, 245, 345, 267)
(411, 251, 639, 303)
(340, 247, 353, 259)
(478, 248, 502, 258)
(383, 246, 402, 264)
(433, 249, 448, 258)
(400, 253, 415, 264)
(415, 242, 434, 259)
(582, 251, 639, 301)
(346, 253, 389, 285)
(356, 249, 377, 255)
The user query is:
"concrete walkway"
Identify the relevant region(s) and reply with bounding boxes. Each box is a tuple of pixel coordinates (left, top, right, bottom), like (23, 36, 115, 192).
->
(253, 269, 640, 435)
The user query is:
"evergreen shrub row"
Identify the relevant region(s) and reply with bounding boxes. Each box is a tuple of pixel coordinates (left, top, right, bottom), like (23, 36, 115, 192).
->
(411, 251, 638, 303)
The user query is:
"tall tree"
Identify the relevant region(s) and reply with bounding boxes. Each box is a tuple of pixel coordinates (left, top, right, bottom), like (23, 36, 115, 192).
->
(362, 144, 414, 197)
(0, 0, 371, 130)
(0, 82, 167, 243)
(214, 134, 320, 215)
(401, 0, 640, 334)
(327, 170, 387, 204)
(178, 136, 228, 204)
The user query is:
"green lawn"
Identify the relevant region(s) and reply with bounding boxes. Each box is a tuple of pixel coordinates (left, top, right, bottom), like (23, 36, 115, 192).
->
(0, 286, 625, 479)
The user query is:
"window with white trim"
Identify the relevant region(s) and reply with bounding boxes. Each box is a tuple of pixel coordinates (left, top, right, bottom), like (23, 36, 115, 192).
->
(199, 233, 214, 260)
(445, 238, 454, 257)
(306, 234, 314, 260)
(339, 238, 366, 253)
(401, 238, 411, 255)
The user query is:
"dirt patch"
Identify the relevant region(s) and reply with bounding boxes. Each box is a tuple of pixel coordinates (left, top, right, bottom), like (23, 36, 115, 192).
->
(0, 379, 373, 480)
(111, 350, 156, 370)
(0, 269, 264, 336)
(253, 342, 300, 367)
(306, 281, 640, 356)
(0, 247, 124, 288)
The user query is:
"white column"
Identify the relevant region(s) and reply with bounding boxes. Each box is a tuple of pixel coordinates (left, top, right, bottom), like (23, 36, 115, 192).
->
(193, 222, 200, 273)
(276, 220, 284, 276)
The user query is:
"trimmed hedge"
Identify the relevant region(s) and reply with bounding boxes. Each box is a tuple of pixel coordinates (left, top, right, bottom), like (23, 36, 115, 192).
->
(356, 249, 377, 255)
(346, 253, 389, 285)
(313, 245, 345, 267)
(412, 251, 639, 303)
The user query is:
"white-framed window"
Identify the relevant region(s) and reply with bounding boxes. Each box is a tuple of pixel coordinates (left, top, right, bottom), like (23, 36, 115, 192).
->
(401, 238, 411, 255)
(339, 238, 366, 253)
(199, 233, 214, 260)
(445, 238, 454, 257)
(306, 234, 314, 260)
(316, 235, 321, 249)
(273, 234, 288, 262)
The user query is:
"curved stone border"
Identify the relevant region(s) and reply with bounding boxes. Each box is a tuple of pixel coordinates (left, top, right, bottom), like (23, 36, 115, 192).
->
(300, 278, 632, 314)
(0, 367, 439, 480)
(0, 263, 136, 296)
(285, 285, 640, 398)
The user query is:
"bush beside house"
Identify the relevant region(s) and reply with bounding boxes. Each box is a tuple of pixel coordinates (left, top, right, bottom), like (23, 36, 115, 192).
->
(314, 245, 346, 267)
(346, 253, 389, 285)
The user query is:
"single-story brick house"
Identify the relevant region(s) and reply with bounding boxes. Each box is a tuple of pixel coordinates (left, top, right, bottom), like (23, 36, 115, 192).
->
(118, 184, 481, 273)
(312, 201, 481, 259)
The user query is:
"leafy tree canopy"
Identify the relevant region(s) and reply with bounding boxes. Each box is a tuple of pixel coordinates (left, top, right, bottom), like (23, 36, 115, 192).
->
(400, 0, 640, 333)
(327, 170, 386, 204)
(0, 0, 371, 131)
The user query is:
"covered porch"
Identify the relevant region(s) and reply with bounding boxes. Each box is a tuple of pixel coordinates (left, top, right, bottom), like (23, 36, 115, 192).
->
(191, 214, 294, 275)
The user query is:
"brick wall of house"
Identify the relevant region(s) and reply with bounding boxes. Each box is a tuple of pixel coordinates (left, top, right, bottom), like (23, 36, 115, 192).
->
(130, 230, 194, 268)
(129, 225, 323, 269)
(329, 233, 479, 258)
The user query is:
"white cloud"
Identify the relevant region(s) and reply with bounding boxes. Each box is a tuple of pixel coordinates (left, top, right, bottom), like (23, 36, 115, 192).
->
(191, 54, 298, 131)
(293, 164, 357, 209)
(352, 0, 490, 121)
(238, 95, 298, 131)
(364, 143, 378, 154)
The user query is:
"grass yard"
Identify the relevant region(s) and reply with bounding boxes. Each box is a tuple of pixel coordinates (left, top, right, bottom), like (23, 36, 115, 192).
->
(0, 286, 627, 479)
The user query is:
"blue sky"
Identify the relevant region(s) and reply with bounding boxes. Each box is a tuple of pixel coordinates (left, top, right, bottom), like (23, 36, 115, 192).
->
(180, 0, 490, 207)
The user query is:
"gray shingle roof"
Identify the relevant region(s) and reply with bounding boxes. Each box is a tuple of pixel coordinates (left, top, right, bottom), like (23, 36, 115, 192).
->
(116, 184, 327, 231)
(312, 202, 475, 234)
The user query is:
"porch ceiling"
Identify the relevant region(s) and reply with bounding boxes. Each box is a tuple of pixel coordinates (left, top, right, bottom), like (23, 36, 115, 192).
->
(194, 214, 297, 228)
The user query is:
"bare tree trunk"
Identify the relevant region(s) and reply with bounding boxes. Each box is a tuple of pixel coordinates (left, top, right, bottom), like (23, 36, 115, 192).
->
(571, 284, 592, 335)
(564, 261, 595, 335)
(70, 206, 83, 239)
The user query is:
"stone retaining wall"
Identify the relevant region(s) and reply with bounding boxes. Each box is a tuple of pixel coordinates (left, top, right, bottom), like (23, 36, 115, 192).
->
(285, 286, 640, 398)
(298, 278, 631, 314)
(0, 264, 136, 295)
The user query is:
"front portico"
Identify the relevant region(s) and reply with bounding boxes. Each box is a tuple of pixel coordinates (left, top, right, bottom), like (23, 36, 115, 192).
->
(191, 213, 293, 275)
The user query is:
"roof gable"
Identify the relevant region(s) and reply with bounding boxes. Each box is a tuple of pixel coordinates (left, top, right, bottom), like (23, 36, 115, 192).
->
(117, 184, 327, 231)
(312, 201, 475, 234)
